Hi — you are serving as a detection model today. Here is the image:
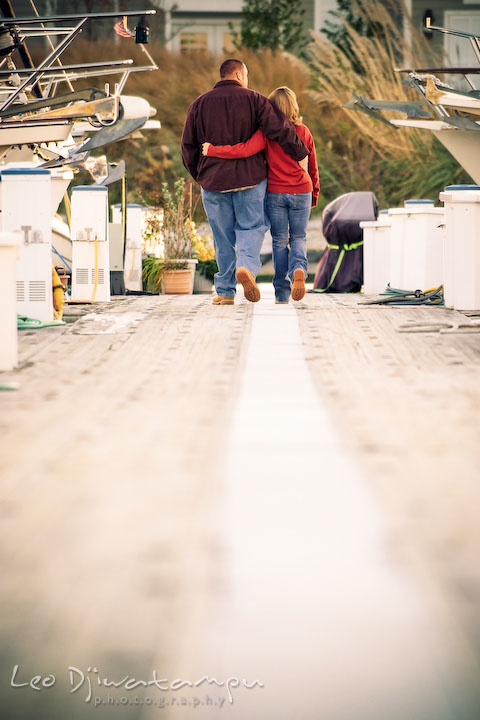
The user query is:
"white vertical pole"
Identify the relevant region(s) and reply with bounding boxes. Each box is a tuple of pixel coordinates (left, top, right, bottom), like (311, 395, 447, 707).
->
(113, 0, 120, 45)
(403, 0, 413, 64)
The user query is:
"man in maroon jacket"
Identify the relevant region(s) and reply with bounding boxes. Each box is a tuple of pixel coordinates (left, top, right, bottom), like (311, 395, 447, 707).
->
(181, 59, 308, 304)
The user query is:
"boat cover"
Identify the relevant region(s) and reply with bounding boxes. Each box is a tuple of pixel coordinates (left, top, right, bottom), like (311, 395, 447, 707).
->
(313, 191, 378, 293)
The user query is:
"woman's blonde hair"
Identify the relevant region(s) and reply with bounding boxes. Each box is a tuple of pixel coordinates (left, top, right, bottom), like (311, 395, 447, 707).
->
(268, 86, 302, 125)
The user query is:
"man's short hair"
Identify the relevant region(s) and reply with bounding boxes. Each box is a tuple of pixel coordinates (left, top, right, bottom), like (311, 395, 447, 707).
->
(219, 59, 244, 78)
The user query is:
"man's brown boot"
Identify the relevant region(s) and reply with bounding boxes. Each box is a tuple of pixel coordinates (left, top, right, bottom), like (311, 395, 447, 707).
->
(291, 268, 306, 301)
(212, 295, 234, 305)
(236, 266, 260, 303)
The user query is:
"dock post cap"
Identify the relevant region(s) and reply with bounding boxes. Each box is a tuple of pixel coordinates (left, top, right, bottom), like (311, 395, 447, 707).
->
(404, 199, 435, 206)
(72, 185, 108, 191)
(444, 184, 480, 191)
(1, 168, 50, 175)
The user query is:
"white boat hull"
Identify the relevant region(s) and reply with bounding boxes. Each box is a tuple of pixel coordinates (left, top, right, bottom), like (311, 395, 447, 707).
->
(0, 121, 73, 147)
(392, 119, 480, 184)
(432, 129, 480, 185)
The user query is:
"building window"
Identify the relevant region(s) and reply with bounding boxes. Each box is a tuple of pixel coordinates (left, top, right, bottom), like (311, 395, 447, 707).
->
(179, 32, 208, 52)
(222, 32, 236, 53)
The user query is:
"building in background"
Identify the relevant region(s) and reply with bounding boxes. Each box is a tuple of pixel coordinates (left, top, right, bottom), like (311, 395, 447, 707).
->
(164, 0, 337, 54)
(3, 0, 480, 63)
(407, 0, 480, 65)
(164, 0, 480, 61)
(401, 0, 480, 90)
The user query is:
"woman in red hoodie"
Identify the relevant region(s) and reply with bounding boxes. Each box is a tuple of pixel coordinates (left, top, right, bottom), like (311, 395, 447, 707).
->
(202, 86, 319, 303)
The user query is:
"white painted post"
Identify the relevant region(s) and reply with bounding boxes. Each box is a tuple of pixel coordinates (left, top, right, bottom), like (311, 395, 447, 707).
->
(439, 185, 480, 311)
(388, 200, 444, 291)
(360, 211, 392, 295)
(112, 203, 144, 291)
(0, 232, 21, 371)
(2, 168, 53, 323)
(71, 186, 110, 302)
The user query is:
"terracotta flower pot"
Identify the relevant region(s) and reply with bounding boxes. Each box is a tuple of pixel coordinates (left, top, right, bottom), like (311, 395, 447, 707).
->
(163, 269, 193, 294)
(164, 258, 198, 293)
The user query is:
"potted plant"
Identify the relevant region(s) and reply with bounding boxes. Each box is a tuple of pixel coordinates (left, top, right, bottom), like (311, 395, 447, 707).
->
(142, 256, 190, 293)
(141, 178, 198, 294)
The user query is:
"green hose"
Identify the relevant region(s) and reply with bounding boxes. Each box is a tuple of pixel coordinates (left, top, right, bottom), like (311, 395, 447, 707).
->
(0, 382, 20, 391)
(17, 315, 65, 329)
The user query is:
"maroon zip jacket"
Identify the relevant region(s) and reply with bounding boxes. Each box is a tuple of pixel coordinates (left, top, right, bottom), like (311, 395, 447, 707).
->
(181, 79, 308, 192)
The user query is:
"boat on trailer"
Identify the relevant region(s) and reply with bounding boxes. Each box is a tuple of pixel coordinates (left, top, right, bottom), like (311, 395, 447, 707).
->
(0, 5, 159, 161)
(0, 2, 160, 267)
(345, 20, 480, 186)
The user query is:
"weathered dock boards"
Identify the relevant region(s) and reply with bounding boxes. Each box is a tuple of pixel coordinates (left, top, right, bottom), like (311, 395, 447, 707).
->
(0, 288, 479, 719)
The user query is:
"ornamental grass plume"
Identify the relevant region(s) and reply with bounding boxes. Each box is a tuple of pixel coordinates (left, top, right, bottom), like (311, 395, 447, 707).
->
(306, 0, 436, 157)
(142, 206, 164, 257)
(303, 0, 470, 205)
(160, 179, 193, 259)
(61, 14, 470, 212)
(141, 180, 199, 260)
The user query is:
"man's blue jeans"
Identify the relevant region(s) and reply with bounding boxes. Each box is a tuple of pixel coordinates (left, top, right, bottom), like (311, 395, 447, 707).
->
(201, 179, 268, 297)
(266, 192, 311, 302)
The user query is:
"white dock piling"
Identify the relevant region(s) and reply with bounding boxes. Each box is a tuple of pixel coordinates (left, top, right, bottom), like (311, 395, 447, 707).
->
(0, 232, 21, 371)
(1, 168, 53, 323)
(112, 203, 143, 292)
(71, 185, 110, 303)
(388, 199, 444, 291)
(439, 185, 480, 311)
(360, 210, 392, 294)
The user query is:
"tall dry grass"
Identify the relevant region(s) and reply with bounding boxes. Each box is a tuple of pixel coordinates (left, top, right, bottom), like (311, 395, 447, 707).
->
(301, 0, 470, 206)
(58, 42, 317, 206)
(59, 41, 313, 138)
(53, 4, 470, 210)
(306, 0, 437, 157)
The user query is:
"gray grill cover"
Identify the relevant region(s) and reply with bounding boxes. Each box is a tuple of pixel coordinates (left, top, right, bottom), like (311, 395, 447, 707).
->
(313, 191, 378, 292)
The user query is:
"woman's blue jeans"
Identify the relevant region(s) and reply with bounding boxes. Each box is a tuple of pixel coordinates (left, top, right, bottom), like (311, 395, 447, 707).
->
(201, 179, 268, 297)
(266, 192, 311, 302)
